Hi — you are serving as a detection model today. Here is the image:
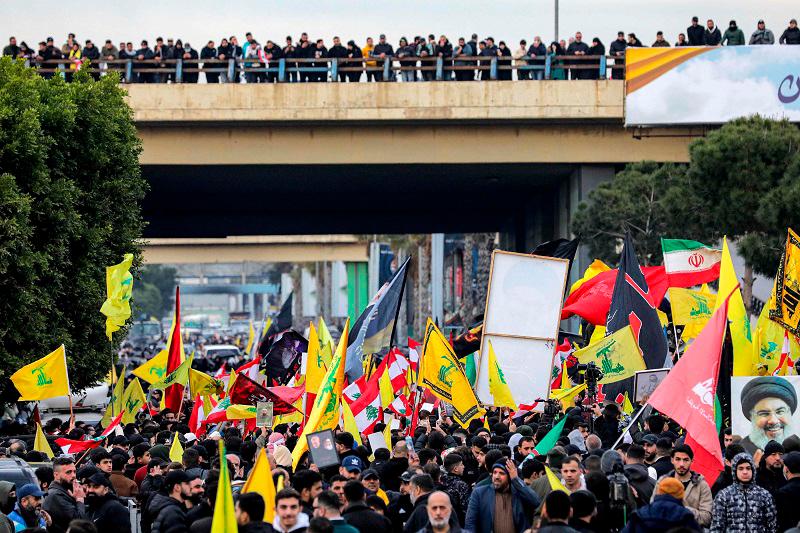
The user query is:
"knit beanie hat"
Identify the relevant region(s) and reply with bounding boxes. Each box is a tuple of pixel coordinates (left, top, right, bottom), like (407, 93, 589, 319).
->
(657, 477, 685, 500)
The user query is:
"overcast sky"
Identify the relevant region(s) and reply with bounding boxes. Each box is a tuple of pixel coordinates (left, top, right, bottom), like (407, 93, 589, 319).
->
(2, 1, 797, 48)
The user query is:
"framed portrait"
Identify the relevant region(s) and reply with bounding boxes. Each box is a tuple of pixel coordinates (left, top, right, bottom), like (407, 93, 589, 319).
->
(307, 429, 340, 468)
(634, 368, 670, 403)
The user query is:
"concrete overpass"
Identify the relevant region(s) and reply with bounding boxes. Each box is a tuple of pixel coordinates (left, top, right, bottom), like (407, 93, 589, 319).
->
(128, 81, 702, 251)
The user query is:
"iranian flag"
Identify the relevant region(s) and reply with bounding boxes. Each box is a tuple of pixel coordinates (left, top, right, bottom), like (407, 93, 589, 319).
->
(661, 239, 722, 287)
(346, 376, 382, 435)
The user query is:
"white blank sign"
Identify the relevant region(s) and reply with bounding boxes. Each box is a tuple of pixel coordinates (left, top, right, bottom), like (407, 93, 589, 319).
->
(475, 251, 569, 406)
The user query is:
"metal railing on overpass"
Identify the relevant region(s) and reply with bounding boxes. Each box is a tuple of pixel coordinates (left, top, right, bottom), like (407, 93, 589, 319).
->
(26, 55, 623, 82)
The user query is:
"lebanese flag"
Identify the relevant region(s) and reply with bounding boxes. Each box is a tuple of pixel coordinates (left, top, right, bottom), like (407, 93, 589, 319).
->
(387, 348, 411, 392)
(189, 396, 207, 435)
(164, 287, 185, 413)
(773, 330, 795, 376)
(96, 411, 125, 440)
(204, 398, 231, 425)
(561, 266, 670, 325)
(648, 289, 734, 485)
(407, 338, 421, 374)
(343, 376, 367, 403)
(389, 394, 411, 416)
(237, 356, 261, 382)
(661, 239, 722, 288)
(347, 376, 383, 435)
(214, 364, 228, 379)
(55, 438, 101, 455)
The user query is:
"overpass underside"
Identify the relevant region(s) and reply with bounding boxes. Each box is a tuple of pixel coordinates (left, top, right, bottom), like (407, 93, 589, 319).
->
(132, 82, 699, 252)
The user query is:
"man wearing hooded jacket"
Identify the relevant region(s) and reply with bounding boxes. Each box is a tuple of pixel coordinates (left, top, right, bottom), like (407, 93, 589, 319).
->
(710, 452, 776, 533)
(465, 459, 539, 533)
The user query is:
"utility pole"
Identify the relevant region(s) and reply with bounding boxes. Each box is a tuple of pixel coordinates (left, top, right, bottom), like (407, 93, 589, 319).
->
(554, 0, 559, 43)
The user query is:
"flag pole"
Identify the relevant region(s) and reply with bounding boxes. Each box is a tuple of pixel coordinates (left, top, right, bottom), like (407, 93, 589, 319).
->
(610, 403, 648, 450)
(672, 322, 682, 359)
(67, 395, 75, 431)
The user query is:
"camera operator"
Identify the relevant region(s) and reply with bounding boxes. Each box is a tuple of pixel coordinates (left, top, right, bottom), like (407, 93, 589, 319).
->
(592, 403, 622, 449)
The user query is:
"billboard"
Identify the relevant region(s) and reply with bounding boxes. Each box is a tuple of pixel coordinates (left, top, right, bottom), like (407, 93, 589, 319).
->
(474, 251, 569, 406)
(626, 46, 800, 126)
(732, 375, 800, 456)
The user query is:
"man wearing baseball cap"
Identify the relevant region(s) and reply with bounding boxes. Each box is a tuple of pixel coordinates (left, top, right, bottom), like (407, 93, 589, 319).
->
(8, 483, 49, 531)
(339, 456, 363, 480)
(85, 472, 130, 533)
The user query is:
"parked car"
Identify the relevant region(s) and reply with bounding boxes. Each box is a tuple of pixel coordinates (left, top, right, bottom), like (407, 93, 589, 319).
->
(0, 457, 38, 489)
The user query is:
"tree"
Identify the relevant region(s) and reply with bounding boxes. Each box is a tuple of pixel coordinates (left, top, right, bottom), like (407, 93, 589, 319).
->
(0, 58, 147, 401)
(139, 264, 177, 317)
(685, 116, 800, 307)
(572, 161, 706, 266)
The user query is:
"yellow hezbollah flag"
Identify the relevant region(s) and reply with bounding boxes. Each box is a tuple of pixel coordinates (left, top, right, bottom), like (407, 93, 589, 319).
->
(245, 320, 256, 356)
(379, 366, 394, 409)
(292, 318, 350, 469)
(319, 318, 334, 356)
(189, 368, 223, 399)
(546, 465, 569, 493)
(100, 253, 134, 340)
(150, 355, 193, 390)
(570, 259, 610, 295)
(770, 228, 800, 335)
(242, 448, 276, 523)
(121, 377, 147, 424)
(11, 345, 70, 401)
(133, 349, 169, 385)
(574, 326, 645, 384)
(211, 441, 237, 533)
(550, 383, 587, 408)
(226, 404, 257, 420)
(341, 401, 364, 446)
(101, 366, 126, 428)
(34, 423, 55, 459)
(621, 391, 635, 415)
(306, 323, 331, 396)
(755, 279, 800, 375)
(672, 284, 717, 342)
(488, 340, 517, 410)
(717, 237, 753, 376)
(420, 319, 485, 428)
(169, 432, 184, 462)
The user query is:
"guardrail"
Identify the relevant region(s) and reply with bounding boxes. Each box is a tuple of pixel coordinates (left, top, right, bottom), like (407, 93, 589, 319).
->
(24, 55, 624, 82)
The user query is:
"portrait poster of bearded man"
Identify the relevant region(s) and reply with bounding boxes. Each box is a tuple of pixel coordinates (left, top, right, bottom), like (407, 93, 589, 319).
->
(732, 376, 799, 455)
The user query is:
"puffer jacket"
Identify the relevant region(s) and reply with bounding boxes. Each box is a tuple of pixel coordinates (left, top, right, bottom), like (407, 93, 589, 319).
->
(710, 453, 777, 533)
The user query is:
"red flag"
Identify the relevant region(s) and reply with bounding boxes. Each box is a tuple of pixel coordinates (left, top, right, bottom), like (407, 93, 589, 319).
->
(165, 286, 184, 413)
(648, 290, 733, 485)
(189, 396, 205, 435)
(561, 266, 669, 325)
(97, 411, 125, 440)
(228, 373, 301, 414)
(55, 438, 101, 455)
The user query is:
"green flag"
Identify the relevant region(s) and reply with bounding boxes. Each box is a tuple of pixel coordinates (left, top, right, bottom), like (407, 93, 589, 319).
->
(533, 415, 568, 456)
(150, 355, 193, 390)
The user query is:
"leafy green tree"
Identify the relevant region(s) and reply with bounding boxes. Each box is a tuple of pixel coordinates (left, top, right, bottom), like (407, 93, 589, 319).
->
(572, 161, 706, 266)
(140, 264, 177, 317)
(686, 116, 800, 306)
(0, 58, 146, 400)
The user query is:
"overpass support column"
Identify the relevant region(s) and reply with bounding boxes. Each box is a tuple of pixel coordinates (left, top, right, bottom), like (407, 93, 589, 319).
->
(560, 164, 614, 284)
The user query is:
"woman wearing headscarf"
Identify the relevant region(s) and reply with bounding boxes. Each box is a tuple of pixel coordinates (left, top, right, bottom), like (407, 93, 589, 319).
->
(588, 37, 605, 80)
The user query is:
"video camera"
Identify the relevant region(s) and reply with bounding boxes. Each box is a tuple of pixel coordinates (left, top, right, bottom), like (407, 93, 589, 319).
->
(576, 361, 604, 403)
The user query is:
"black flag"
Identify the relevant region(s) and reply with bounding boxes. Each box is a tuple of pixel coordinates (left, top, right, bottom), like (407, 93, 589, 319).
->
(604, 233, 668, 396)
(262, 292, 293, 344)
(532, 237, 580, 263)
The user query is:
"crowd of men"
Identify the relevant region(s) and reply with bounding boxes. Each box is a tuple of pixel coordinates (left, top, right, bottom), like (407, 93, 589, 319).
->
(3, 16, 800, 83)
(3, 380, 800, 533)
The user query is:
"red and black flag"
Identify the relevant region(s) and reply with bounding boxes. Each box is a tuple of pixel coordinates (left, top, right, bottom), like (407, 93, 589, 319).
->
(604, 233, 669, 395)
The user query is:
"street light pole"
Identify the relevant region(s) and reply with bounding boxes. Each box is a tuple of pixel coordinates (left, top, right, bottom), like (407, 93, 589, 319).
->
(554, 0, 559, 43)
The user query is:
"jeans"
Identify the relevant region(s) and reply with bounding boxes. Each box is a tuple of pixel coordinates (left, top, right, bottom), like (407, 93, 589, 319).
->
(401, 70, 415, 82)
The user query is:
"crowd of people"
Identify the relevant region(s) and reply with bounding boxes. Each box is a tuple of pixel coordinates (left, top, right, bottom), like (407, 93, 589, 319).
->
(3, 16, 800, 83)
(3, 378, 800, 533)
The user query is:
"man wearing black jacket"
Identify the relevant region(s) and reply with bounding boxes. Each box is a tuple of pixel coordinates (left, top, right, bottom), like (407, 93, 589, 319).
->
(704, 19, 722, 45)
(149, 470, 191, 533)
(85, 473, 131, 533)
(135, 40, 155, 83)
(780, 19, 800, 44)
(776, 451, 800, 532)
(566, 32, 591, 79)
(372, 34, 394, 81)
(328, 36, 348, 82)
(346, 40, 363, 82)
(263, 41, 283, 83)
(342, 480, 392, 532)
(180, 43, 199, 83)
(687, 16, 705, 45)
(43, 457, 86, 533)
(200, 40, 218, 83)
(608, 32, 626, 80)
